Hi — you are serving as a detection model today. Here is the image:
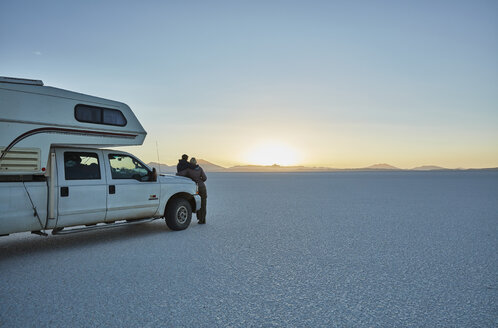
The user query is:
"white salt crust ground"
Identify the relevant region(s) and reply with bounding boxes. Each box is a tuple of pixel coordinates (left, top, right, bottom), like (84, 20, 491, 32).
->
(1, 171, 497, 327)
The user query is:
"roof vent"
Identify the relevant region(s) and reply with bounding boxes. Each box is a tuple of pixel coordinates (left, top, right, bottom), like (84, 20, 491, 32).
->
(0, 76, 44, 86)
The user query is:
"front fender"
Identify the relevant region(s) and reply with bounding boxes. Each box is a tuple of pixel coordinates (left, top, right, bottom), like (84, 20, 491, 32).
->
(157, 174, 198, 216)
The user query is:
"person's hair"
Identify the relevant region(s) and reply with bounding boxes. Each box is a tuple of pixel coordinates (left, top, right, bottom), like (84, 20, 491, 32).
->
(190, 157, 197, 165)
(181, 154, 188, 160)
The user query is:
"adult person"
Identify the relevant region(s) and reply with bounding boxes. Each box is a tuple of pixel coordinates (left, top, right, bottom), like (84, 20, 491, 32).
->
(177, 154, 190, 173)
(177, 157, 207, 224)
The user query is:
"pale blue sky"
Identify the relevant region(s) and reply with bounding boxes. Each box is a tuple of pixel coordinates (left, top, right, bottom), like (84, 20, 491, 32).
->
(1, 0, 497, 168)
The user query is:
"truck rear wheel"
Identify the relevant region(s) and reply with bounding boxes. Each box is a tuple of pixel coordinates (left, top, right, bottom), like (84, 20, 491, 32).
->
(165, 198, 191, 231)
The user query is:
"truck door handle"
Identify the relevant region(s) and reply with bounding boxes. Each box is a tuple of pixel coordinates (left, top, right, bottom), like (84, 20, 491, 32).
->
(109, 185, 116, 194)
(60, 186, 69, 197)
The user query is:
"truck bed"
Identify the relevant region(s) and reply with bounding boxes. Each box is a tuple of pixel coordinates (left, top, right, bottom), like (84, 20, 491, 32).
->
(0, 181, 48, 234)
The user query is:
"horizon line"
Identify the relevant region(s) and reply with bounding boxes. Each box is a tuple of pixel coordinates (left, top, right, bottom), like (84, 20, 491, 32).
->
(147, 160, 498, 171)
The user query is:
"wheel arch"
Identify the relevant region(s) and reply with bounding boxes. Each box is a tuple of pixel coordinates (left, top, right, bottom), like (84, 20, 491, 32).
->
(164, 192, 196, 216)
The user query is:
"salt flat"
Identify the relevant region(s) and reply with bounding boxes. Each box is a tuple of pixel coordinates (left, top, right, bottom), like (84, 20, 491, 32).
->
(1, 172, 497, 327)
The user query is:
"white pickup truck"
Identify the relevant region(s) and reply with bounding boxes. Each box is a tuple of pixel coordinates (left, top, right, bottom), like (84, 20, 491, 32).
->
(0, 77, 200, 236)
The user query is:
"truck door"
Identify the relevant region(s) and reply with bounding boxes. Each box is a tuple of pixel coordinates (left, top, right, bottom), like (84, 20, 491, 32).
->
(55, 149, 107, 227)
(104, 152, 160, 221)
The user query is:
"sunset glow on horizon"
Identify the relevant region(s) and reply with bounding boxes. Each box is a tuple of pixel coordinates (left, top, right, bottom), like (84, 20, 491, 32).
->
(244, 141, 300, 166)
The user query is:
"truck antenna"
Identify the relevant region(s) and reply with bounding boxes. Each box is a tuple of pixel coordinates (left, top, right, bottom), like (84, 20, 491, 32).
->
(156, 140, 162, 174)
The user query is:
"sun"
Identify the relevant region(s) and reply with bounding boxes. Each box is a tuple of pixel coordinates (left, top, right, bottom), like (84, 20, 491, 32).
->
(244, 141, 299, 166)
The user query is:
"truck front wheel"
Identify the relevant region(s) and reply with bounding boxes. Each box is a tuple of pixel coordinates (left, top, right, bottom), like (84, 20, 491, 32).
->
(165, 198, 192, 231)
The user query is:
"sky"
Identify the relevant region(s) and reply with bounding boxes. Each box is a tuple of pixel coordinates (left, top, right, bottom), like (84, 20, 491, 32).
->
(1, 0, 497, 168)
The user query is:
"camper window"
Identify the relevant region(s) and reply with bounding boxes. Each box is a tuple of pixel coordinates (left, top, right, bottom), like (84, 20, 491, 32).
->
(75, 104, 127, 126)
(64, 152, 101, 180)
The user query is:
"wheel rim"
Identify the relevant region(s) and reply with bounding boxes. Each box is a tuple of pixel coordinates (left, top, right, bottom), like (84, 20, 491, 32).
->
(176, 205, 188, 224)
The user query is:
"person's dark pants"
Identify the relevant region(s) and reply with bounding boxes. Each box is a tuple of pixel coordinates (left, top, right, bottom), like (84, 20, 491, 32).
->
(197, 184, 207, 223)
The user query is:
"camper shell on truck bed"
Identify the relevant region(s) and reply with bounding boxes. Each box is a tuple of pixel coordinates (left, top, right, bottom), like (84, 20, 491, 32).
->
(0, 76, 146, 175)
(0, 77, 200, 237)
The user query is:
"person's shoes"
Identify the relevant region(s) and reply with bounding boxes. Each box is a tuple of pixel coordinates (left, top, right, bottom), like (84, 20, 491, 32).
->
(198, 218, 206, 224)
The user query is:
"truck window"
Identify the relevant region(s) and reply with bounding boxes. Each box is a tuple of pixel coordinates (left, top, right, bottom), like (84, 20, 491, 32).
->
(75, 104, 127, 126)
(108, 154, 150, 180)
(64, 152, 101, 180)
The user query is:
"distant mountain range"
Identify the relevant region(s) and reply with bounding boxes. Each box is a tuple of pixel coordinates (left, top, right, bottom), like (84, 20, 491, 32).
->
(148, 160, 498, 173)
(365, 163, 400, 170)
(411, 165, 447, 171)
(148, 159, 227, 173)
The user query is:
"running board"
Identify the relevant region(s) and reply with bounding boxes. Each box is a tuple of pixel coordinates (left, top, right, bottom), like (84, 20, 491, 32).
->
(52, 218, 159, 235)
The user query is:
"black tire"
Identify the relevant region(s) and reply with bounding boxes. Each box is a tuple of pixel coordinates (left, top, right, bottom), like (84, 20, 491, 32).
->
(165, 198, 192, 231)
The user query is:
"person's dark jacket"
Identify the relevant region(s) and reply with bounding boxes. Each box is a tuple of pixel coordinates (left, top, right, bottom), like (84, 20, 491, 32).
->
(177, 159, 190, 173)
(177, 165, 207, 186)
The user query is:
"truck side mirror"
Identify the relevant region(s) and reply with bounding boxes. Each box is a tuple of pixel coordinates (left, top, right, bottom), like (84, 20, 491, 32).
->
(150, 167, 158, 182)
